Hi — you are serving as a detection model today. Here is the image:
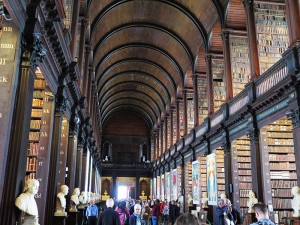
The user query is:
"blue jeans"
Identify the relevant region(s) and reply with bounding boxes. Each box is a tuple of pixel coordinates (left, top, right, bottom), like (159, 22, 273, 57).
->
(152, 216, 157, 225)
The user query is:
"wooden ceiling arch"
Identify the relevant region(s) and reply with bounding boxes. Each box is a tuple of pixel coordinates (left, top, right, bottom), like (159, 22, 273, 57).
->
(101, 103, 156, 127)
(98, 71, 172, 101)
(103, 108, 153, 129)
(101, 91, 162, 117)
(86, 0, 229, 131)
(98, 82, 167, 113)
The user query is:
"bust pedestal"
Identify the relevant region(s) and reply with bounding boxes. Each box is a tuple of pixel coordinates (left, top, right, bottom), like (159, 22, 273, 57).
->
(66, 211, 78, 225)
(53, 215, 67, 225)
(77, 208, 85, 225)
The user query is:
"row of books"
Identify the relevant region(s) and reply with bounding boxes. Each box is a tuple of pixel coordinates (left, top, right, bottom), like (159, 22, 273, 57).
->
(271, 180, 297, 188)
(30, 120, 41, 129)
(269, 162, 296, 170)
(269, 154, 295, 161)
(28, 143, 39, 156)
(26, 157, 37, 171)
(29, 132, 40, 141)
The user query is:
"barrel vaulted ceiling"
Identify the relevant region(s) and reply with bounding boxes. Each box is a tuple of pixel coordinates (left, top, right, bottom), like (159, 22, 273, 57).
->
(87, 0, 246, 131)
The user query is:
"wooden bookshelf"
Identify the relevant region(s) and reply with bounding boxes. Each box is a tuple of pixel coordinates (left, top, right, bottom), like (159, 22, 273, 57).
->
(185, 162, 193, 208)
(198, 77, 208, 124)
(260, 118, 296, 224)
(254, 2, 290, 74)
(26, 78, 46, 180)
(231, 136, 252, 216)
(187, 92, 194, 132)
(212, 59, 226, 112)
(179, 102, 184, 137)
(229, 35, 251, 97)
(199, 155, 207, 196)
(214, 148, 225, 197)
(173, 109, 177, 144)
(162, 124, 165, 153)
(177, 166, 182, 200)
(167, 117, 171, 148)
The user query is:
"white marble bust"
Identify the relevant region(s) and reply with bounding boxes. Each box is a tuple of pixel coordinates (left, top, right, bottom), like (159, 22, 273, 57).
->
(54, 185, 69, 216)
(69, 188, 80, 212)
(247, 190, 258, 213)
(78, 191, 87, 209)
(15, 179, 40, 225)
(201, 192, 208, 209)
(291, 186, 300, 217)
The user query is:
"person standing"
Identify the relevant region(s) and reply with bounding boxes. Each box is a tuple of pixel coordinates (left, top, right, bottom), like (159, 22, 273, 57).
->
(151, 199, 161, 225)
(98, 198, 121, 225)
(86, 199, 98, 225)
(169, 200, 180, 225)
(129, 204, 142, 225)
(249, 203, 275, 225)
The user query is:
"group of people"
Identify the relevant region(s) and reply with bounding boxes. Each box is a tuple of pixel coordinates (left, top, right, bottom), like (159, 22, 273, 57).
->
(86, 197, 182, 225)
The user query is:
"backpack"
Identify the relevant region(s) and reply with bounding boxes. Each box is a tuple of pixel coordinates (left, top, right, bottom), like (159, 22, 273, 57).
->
(119, 212, 128, 225)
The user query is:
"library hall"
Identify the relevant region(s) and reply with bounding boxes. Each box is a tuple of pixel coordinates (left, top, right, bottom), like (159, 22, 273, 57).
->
(1, 0, 300, 225)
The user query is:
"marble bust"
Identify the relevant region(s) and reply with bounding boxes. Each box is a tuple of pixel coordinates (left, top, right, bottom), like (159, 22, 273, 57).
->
(15, 179, 40, 225)
(54, 185, 69, 216)
(78, 191, 87, 209)
(291, 186, 300, 217)
(247, 190, 258, 213)
(201, 192, 208, 209)
(69, 188, 80, 212)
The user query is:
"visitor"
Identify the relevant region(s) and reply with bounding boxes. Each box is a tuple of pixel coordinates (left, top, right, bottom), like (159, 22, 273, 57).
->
(151, 199, 161, 225)
(98, 198, 120, 225)
(249, 203, 275, 225)
(129, 204, 142, 225)
(117, 201, 130, 225)
(86, 199, 98, 225)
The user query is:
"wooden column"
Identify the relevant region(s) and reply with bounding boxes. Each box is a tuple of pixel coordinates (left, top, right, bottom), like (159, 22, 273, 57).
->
(80, 150, 88, 192)
(75, 143, 83, 189)
(170, 109, 174, 146)
(88, 67, 95, 115)
(206, 55, 214, 115)
(112, 174, 117, 199)
(247, 127, 264, 202)
(151, 135, 155, 161)
(287, 107, 300, 184)
(136, 175, 140, 199)
(91, 165, 96, 192)
(223, 143, 233, 200)
(176, 101, 180, 141)
(65, 113, 79, 198)
(156, 129, 160, 156)
(192, 74, 199, 127)
(82, 46, 91, 99)
(0, 54, 35, 225)
(183, 90, 188, 135)
(222, 31, 233, 100)
(44, 96, 65, 225)
(285, 0, 300, 47)
(70, 0, 81, 57)
(165, 116, 168, 150)
(77, 19, 87, 75)
(244, 0, 260, 80)
(161, 121, 164, 153)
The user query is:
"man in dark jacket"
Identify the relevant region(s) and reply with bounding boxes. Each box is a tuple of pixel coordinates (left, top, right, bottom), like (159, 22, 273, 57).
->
(169, 200, 180, 225)
(98, 198, 121, 225)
